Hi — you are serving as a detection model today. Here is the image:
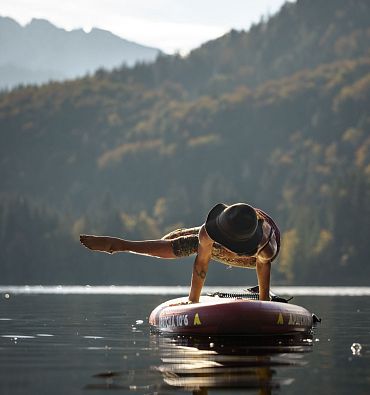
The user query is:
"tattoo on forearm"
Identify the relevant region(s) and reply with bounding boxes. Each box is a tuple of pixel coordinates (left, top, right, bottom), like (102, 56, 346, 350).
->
(194, 266, 207, 279)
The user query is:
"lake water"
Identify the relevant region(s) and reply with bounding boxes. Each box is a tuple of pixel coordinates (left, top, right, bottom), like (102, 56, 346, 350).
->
(0, 286, 369, 395)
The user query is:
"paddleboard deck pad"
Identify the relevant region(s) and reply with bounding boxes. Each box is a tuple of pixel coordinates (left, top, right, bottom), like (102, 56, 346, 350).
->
(149, 291, 313, 335)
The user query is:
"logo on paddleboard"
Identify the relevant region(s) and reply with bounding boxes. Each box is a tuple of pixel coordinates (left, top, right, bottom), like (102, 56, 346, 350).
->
(277, 313, 284, 325)
(276, 312, 311, 326)
(159, 314, 189, 328)
(193, 313, 202, 326)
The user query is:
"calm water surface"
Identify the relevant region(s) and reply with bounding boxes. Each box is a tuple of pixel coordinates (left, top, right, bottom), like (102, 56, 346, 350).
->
(0, 288, 369, 395)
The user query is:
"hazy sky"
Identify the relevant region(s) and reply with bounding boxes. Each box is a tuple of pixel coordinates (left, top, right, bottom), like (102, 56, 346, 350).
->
(2, 0, 293, 53)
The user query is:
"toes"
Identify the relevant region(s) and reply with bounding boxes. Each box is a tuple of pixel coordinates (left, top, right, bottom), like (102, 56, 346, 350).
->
(79, 235, 88, 246)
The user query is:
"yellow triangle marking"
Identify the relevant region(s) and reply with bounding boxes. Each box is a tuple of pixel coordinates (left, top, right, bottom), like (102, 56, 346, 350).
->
(277, 313, 284, 325)
(193, 313, 202, 326)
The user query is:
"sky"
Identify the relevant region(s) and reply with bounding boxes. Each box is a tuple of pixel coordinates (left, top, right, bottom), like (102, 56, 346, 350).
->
(1, 0, 294, 54)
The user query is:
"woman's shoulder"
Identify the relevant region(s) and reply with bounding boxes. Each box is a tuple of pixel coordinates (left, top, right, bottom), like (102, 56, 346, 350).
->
(257, 223, 278, 262)
(199, 224, 214, 246)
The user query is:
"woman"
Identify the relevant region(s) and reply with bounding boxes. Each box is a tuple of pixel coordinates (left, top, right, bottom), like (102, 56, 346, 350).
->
(80, 202, 280, 302)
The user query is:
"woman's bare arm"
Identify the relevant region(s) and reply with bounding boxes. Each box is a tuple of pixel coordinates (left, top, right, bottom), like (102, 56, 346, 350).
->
(256, 257, 271, 301)
(255, 233, 276, 301)
(188, 225, 213, 303)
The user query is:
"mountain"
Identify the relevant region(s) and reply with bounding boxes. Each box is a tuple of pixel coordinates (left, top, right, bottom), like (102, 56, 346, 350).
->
(0, 0, 369, 285)
(0, 16, 161, 89)
(107, 0, 370, 95)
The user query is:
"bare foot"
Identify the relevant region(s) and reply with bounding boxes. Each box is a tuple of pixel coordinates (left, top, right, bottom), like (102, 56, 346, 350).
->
(80, 235, 115, 254)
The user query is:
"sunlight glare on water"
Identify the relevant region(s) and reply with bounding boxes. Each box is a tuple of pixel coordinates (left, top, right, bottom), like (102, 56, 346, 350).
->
(1, 285, 370, 295)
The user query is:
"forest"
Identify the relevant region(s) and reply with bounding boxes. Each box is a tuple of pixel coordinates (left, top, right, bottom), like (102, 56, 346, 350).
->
(0, 0, 369, 285)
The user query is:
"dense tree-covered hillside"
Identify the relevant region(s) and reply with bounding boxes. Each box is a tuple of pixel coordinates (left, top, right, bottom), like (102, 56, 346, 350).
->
(108, 0, 370, 95)
(1, 0, 369, 285)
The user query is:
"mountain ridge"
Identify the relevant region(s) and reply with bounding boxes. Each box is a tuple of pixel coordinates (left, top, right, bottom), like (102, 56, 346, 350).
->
(107, 0, 370, 96)
(0, 15, 162, 89)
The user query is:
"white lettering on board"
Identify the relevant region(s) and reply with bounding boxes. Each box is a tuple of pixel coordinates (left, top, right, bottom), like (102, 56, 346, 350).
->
(159, 314, 189, 328)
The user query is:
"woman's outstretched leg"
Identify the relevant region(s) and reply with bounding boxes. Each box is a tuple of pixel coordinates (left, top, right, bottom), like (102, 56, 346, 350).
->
(79, 235, 176, 258)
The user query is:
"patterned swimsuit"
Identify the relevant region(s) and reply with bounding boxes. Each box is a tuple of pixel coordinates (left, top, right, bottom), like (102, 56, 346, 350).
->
(162, 208, 280, 269)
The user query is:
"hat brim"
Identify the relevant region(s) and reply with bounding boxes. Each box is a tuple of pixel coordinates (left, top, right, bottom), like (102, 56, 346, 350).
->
(205, 203, 263, 254)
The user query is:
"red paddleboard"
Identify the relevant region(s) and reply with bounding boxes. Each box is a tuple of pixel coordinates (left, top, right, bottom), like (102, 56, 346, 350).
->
(149, 295, 313, 335)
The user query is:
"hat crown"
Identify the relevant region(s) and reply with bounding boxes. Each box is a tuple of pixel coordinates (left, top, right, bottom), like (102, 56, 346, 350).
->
(216, 203, 257, 241)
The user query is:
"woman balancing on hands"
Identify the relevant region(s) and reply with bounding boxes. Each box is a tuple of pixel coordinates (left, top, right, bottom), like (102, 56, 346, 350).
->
(80, 203, 280, 302)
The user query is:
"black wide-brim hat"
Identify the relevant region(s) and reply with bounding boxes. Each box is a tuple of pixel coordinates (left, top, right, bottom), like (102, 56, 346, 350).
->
(205, 203, 263, 254)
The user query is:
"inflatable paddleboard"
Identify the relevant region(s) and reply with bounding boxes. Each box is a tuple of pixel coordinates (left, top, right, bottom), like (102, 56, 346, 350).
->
(149, 291, 313, 336)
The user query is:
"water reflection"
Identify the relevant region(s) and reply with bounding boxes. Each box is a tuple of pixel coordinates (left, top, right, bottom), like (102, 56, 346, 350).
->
(87, 333, 313, 393)
(153, 334, 312, 393)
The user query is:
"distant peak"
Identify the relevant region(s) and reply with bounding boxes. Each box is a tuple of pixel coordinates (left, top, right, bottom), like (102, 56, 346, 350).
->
(26, 18, 60, 31)
(28, 18, 54, 26)
(89, 27, 113, 35)
(88, 27, 121, 40)
(0, 15, 22, 28)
